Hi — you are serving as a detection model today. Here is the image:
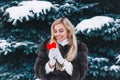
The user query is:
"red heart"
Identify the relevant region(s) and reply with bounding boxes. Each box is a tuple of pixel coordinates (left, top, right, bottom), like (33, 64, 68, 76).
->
(46, 42, 56, 50)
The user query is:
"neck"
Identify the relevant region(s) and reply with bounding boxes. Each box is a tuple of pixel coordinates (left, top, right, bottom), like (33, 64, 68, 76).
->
(58, 39, 69, 46)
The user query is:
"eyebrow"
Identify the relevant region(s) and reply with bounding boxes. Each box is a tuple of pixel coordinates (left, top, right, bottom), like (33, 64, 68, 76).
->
(54, 27, 64, 30)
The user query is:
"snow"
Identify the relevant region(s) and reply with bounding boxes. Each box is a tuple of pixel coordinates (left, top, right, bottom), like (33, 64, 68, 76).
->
(93, 57, 109, 62)
(0, 40, 10, 48)
(75, 16, 114, 34)
(13, 42, 28, 48)
(110, 65, 120, 72)
(80, 3, 99, 9)
(0, 40, 11, 55)
(0, 39, 37, 55)
(4, 1, 53, 25)
(116, 54, 120, 64)
(19, 1, 53, 15)
(13, 41, 35, 48)
(5, 6, 33, 25)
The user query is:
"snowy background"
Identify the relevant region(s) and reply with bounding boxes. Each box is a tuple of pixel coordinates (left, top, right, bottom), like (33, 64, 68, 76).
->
(0, 0, 120, 80)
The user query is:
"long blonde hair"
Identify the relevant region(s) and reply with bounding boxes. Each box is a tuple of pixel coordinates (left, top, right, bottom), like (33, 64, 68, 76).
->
(50, 18, 78, 62)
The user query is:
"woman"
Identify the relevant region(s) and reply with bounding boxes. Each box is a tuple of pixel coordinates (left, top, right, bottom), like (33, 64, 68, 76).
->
(34, 18, 88, 80)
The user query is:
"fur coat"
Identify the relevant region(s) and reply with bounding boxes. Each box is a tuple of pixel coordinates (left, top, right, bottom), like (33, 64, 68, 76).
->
(34, 38, 88, 80)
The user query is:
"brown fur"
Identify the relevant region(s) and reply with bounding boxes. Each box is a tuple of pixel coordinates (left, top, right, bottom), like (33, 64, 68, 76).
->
(34, 38, 88, 80)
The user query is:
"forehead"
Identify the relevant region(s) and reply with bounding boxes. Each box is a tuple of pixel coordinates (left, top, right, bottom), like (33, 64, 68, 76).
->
(54, 23, 66, 29)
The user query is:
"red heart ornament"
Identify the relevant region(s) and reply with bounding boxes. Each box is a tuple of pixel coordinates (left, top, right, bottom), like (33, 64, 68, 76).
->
(46, 42, 56, 50)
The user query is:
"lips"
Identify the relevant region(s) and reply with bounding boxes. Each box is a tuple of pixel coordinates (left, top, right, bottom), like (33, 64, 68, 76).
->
(56, 36, 62, 41)
(56, 36, 61, 39)
(46, 42, 56, 50)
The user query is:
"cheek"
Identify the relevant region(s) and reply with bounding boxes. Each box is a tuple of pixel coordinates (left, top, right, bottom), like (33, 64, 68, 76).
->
(63, 32, 68, 38)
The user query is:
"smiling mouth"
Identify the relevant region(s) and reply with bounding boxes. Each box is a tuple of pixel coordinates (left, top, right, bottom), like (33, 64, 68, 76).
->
(56, 37, 62, 40)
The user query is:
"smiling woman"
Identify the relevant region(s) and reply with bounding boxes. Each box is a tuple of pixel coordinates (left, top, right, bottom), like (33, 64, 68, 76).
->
(52, 22, 68, 42)
(34, 18, 88, 80)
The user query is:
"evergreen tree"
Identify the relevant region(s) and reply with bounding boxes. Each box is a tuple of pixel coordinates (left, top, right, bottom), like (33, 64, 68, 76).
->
(0, 0, 120, 80)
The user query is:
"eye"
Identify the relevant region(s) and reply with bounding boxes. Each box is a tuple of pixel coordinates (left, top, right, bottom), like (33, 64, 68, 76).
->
(59, 29, 64, 33)
(53, 29, 57, 33)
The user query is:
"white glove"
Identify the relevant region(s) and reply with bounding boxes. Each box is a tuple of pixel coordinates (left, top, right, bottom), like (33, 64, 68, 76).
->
(62, 59, 73, 76)
(48, 48, 57, 66)
(55, 48, 65, 65)
(45, 62, 55, 74)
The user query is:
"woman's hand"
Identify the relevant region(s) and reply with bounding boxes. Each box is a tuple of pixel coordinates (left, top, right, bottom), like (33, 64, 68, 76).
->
(48, 48, 57, 67)
(55, 48, 73, 75)
(55, 48, 65, 65)
(63, 59, 73, 75)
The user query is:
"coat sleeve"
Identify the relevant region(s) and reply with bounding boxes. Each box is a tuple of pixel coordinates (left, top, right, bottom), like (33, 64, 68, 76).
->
(34, 39, 49, 80)
(71, 42, 88, 80)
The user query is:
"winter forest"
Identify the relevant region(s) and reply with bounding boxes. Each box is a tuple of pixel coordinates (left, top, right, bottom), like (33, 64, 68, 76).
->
(0, 0, 120, 80)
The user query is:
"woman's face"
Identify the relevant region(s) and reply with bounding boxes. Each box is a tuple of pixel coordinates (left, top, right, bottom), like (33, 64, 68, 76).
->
(53, 23, 68, 42)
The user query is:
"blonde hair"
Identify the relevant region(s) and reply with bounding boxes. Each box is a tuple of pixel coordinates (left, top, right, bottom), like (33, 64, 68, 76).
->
(50, 18, 78, 61)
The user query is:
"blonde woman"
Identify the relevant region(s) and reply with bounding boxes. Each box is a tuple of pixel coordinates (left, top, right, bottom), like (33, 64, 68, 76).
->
(34, 18, 88, 80)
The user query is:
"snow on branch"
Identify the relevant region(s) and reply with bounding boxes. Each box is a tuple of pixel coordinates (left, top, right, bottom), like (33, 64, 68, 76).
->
(59, 3, 78, 15)
(79, 3, 99, 9)
(4, 1, 53, 25)
(5, 6, 34, 25)
(110, 65, 120, 72)
(0, 40, 12, 55)
(0, 39, 38, 55)
(116, 54, 120, 64)
(19, 1, 52, 15)
(75, 16, 114, 34)
(93, 57, 109, 62)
